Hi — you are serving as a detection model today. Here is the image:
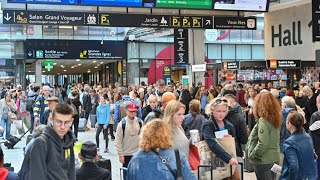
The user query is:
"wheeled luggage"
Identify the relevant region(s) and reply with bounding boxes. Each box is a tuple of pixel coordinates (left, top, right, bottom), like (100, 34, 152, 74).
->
(90, 114, 97, 128)
(4, 127, 31, 149)
(78, 118, 87, 132)
(96, 158, 112, 174)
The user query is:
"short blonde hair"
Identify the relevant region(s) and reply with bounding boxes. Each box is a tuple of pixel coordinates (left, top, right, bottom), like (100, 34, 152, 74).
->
(205, 97, 228, 115)
(163, 100, 186, 125)
(139, 119, 172, 152)
(302, 86, 313, 95)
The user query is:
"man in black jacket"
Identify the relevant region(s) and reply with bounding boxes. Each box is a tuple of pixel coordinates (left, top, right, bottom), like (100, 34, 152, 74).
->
(82, 85, 92, 127)
(76, 141, 111, 180)
(224, 94, 248, 157)
(28, 103, 76, 180)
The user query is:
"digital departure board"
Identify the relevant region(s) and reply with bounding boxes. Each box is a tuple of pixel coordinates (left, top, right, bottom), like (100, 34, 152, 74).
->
(213, 0, 269, 12)
(156, 0, 213, 9)
(7, 0, 78, 5)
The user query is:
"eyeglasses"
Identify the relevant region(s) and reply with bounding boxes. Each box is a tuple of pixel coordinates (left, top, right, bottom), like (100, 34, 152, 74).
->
(53, 119, 73, 127)
(213, 99, 228, 104)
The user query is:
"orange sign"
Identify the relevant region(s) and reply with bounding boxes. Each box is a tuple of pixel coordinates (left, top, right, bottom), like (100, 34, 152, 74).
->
(270, 60, 278, 69)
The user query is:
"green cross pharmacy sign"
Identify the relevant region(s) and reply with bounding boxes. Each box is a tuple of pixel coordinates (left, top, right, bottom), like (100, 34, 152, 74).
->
(43, 60, 54, 71)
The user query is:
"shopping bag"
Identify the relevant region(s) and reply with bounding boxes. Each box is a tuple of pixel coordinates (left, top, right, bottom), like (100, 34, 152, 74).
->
(10, 122, 17, 136)
(189, 144, 200, 170)
(196, 137, 237, 180)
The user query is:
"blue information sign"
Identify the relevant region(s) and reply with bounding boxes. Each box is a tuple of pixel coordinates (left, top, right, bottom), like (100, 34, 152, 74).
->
(7, 0, 78, 5)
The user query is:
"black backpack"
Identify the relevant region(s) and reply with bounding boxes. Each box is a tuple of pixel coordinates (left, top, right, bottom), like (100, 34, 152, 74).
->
(26, 95, 38, 112)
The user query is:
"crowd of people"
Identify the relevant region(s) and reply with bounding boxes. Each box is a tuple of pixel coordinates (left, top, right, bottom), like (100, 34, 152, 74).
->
(0, 79, 319, 180)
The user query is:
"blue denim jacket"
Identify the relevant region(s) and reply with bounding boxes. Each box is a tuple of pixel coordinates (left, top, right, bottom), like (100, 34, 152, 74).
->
(280, 131, 317, 180)
(127, 149, 197, 180)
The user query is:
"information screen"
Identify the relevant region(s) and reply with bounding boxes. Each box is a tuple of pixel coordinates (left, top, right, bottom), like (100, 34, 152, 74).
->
(213, 0, 268, 12)
(156, 0, 213, 9)
(7, 0, 78, 4)
(81, 0, 153, 7)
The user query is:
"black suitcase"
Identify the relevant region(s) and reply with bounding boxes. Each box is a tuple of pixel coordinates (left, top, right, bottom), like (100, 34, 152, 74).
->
(4, 128, 31, 149)
(120, 167, 127, 180)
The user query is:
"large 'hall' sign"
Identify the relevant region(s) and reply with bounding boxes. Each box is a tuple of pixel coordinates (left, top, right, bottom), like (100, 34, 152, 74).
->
(3, 10, 213, 29)
(25, 40, 127, 59)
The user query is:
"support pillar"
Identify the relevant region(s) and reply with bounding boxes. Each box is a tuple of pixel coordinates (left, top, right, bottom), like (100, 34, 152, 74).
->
(127, 42, 140, 85)
(188, 29, 205, 87)
(35, 60, 42, 86)
(15, 59, 26, 89)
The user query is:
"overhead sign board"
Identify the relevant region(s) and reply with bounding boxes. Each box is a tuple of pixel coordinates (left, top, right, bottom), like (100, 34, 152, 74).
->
(223, 61, 239, 70)
(192, 64, 206, 72)
(25, 40, 127, 59)
(3, 10, 213, 29)
(7, 0, 269, 11)
(214, 17, 256, 30)
(266, 60, 301, 69)
(312, 0, 320, 41)
(174, 29, 189, 65)
(213, 0, 269, 12)
(7, 0, 78, 4)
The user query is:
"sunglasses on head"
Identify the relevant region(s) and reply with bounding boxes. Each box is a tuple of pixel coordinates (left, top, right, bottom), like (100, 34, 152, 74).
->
(214, 99, 228, 104)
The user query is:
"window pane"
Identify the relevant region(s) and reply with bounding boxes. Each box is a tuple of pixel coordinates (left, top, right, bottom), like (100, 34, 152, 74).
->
(43, 25, 58, 39)
(229, 30, 241, 43)
(207, 44, 221, 60)
(11, 25, 27, 40)
(252, 45, 265, 60)
(236, 45, 251, 60)
(222, 44, 235, 59)
(59, 26, 73, 40)
(88, 26, 102, 40)
(241, 30, 252, 42)
(74, 26, 88, 40)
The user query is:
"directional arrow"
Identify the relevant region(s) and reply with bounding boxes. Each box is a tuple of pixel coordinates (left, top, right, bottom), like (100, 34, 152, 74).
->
(28, 51, 32, 57)
(4, 13, 11, 21)
(206, 19, 211, 25)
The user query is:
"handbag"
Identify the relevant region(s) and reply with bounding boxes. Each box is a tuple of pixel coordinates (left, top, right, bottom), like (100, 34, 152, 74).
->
(153, 149, 183, 180)
(8, 110, 17, 122)
(189, 144, 200, 170)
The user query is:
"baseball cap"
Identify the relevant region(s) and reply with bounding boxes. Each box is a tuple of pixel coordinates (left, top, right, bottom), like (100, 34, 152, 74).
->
(47, 96, 59, 102)
(81, 141, 97, 160)
(161, 92, 176, 104)
(126, 102, 138, 112)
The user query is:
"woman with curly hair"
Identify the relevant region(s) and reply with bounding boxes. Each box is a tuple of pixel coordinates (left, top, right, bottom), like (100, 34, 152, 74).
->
(246, 92, 282, 180)
(127, 119, 196, 180)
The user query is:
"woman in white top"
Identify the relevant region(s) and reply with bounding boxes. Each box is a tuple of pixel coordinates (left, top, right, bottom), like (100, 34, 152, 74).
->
(244, 87, 257, 131)
(163, 100, 190, 157)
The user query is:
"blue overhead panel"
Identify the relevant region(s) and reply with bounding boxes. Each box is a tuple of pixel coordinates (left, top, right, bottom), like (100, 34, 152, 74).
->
(7, 0, 78, 5)
(80, 0, 145, 7)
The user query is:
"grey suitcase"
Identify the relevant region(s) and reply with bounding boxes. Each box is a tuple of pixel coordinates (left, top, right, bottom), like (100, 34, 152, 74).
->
(78, 118, 86, 132)
(90, 114, 97, 128)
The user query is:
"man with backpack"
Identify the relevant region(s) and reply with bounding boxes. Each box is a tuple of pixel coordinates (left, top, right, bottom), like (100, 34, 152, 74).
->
(26, 86, 40, 133)
(115, 102, 142, 180)
(114, 87, 142, 129)
(33, 85, 51, 125)
(19, 103, 76, 180)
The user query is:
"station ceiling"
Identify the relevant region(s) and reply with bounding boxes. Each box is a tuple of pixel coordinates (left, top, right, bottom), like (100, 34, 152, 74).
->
(26, 59, 119, 75)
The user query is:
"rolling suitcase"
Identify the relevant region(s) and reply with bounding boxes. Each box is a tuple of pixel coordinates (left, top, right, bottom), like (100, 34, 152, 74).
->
(78, 118, 87, 132)
(4, 127, 31, 149)
(90, 114, 97, 128)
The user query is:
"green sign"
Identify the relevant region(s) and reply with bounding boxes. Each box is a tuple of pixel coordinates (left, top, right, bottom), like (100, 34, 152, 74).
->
(43, 60, 54, 71)
(156, 0, 212, 9)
